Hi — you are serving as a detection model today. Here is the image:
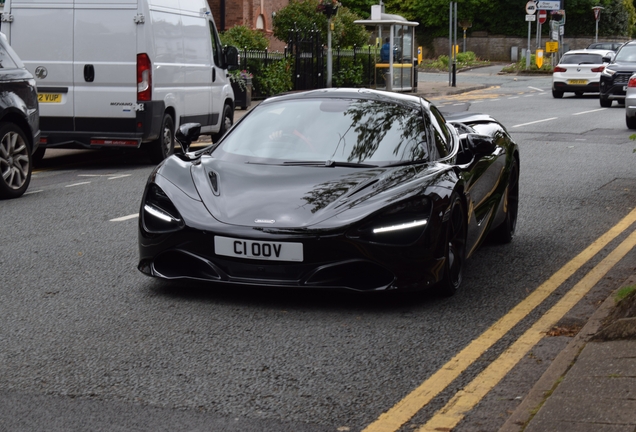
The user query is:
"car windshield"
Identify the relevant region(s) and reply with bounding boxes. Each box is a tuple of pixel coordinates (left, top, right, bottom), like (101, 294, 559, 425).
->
(214, 98, 429, 165)
(614, 44, 636, 62)
(559, 53, 603, 65)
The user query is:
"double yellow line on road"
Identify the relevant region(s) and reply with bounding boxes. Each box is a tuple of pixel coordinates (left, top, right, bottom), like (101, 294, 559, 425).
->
(364, 207, 636, 432)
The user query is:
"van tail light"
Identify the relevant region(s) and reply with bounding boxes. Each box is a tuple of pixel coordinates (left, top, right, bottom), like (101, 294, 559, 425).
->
(628, 76, 636, 88)
(553, 66, 567, 73)
(591, 66, 605, 73)
(137, 53, 152, 101)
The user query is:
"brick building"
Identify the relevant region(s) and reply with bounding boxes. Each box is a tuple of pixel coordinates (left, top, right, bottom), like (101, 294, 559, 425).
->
(207, 0, 289, 50)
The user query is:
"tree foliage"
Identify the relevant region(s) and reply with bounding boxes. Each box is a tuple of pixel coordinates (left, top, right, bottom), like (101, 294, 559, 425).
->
(340, 0, 635, 40)
(220, 25, 269, 50)
(273, 0, 370, 48)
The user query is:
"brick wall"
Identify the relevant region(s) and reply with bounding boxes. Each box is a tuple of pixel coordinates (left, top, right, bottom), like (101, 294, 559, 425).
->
(207, 0, 289, 50)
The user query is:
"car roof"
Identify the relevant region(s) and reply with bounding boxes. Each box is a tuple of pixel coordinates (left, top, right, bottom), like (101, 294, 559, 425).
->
(260, 88, 426, 111)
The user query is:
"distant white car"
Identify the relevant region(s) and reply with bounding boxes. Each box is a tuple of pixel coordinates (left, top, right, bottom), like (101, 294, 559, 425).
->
(624, 73, 636, 128)
(552, 49, 614, 98)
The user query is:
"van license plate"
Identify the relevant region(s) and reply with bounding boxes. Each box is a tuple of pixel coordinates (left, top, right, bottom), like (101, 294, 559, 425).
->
(38, 93, 62, 103)
(214, 236, 304, 262)
(567, 79, 587, 85)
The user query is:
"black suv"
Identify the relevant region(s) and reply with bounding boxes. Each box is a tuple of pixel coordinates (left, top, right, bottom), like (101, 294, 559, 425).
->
(599, 40, 636, 107)
(0, 32, 40, 199)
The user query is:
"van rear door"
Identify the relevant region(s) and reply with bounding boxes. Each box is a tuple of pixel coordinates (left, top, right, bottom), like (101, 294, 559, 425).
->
(73, 0, 139, 136)
(6, 0, 75, 131)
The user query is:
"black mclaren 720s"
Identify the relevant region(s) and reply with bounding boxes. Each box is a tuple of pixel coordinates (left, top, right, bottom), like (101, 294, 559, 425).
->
(138, 88, 519, 295)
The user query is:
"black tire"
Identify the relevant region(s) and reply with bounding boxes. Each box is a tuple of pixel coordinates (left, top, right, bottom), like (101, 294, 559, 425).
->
(32, 146, 46, 166)
(147, 113, 174, 164)
(491, 157, 520, 244)
(0, 122, 32, 199)
(438, 193, 467, 297)
(211, 103, 233, 143)
(600, 97, 612, 107)
(552, 90, 564, 99)
(626, 115, 636, 129)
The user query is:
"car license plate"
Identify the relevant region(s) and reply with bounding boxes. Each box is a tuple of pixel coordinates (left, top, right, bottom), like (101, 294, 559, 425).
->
(38, 93, 62, 103)
(214, 236, 303, 262)
(567, 79, 588, 85)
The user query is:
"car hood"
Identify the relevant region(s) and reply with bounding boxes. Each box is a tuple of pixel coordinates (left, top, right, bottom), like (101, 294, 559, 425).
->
(190, 157, 421, 228)
(607, 62, 636, 72)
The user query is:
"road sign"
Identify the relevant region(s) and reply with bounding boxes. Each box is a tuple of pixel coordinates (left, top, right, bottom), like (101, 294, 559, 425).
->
(538, 10, 547, 24)
(536, 0, 560, 10)
(526, 1, 537, 14)
(535, 49, 544, 68)
(546, 41, 559, 52)
(526, 14, 536, 21)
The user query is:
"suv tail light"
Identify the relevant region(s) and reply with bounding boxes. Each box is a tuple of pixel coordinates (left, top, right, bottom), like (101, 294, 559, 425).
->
(591, 66, 605, 73)
(628, 76, 636, 88)
(137, 53, 152, 101)
(553, 66, 567, 73)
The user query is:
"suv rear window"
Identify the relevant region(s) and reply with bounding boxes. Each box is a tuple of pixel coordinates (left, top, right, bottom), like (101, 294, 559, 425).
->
(559, 53, 603, 65)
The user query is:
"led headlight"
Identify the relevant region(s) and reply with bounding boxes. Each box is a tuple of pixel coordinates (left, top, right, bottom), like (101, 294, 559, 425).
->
(142, 184, 185, 233)
(348, 197, 431, 246)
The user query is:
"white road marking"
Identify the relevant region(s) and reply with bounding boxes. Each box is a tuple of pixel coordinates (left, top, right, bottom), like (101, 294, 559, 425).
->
(524, 95, 534, 97)
(78, 174, 118, 177)
(66, 182, 91, 187)
(453, 103, 464, 106)
(572, 108, 607, 116)
(528, 86, 544, 92)
(511, 117, 558, 128)
(110, 213, 139, 222)
(24, 190, 43, 195)
(508, 96, 519, 99)
(108, 174, 132, 180)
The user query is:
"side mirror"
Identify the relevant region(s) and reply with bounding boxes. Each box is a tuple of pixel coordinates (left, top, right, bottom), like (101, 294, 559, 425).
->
(175, 122, 201, 154)
(465, 133, 496, 155)
(603, 55, 613, 63)
(224, 45, 239, 69)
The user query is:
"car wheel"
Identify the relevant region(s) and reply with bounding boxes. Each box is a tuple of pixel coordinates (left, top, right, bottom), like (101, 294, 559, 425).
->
(600, 97, 612, 107)
(491, 157, 519, 244)
(552, 90, 564, 99)
(574, 91, 583, 97)
(626, 114, 636, 129)
(0, 122, 32, 199)
(211, 103, 233, 143)
(147, 113, 175, 164)
(438, 193, 467, 297)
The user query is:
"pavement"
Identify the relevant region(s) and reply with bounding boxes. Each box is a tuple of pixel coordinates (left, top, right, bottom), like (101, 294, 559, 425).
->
(227, 72, 636, 431)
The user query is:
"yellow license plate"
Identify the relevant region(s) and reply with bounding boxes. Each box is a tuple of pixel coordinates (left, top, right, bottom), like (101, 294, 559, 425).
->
(38, 93, 62, 103)
(567, 79, 588, 85)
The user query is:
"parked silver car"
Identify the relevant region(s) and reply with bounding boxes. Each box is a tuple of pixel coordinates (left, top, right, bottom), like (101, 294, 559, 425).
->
(624, 73, 636, 128)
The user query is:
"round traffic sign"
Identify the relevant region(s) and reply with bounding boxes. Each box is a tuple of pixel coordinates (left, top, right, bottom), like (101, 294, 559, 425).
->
(526, 0, 537, 14)
(538, 9, 547, 23)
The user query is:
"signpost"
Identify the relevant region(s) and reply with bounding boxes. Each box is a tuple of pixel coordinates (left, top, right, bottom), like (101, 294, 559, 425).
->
(525, 1, 536, 69)
(592, 6, 604, 43)
(537, 10, 547, 49)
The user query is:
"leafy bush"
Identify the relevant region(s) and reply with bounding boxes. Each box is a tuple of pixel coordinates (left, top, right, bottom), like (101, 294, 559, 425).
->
(220, 25, 268, 50)
(254, 59, 294, 97)
(333, 61, 364, 86)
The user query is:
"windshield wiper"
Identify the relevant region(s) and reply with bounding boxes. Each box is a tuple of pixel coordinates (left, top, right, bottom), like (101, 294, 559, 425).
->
(282, 160, 378, 168)
(383, 160, 427, 167)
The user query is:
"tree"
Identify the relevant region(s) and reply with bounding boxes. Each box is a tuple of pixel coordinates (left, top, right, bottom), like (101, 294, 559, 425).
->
(273, 0, 370, 48)
(220, 25, 269, 50)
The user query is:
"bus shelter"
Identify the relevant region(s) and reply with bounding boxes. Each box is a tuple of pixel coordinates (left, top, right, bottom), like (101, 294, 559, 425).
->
(355, 13, 418, 92)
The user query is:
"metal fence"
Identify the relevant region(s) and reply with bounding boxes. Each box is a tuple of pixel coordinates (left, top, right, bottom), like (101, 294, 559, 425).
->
(237, 39, 379, 96)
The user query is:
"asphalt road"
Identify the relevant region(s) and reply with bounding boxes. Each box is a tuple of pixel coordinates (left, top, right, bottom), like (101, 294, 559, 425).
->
(1, 67, 635, 431)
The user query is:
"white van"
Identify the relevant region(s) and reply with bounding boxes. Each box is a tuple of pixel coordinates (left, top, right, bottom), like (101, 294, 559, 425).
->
(1, 0, 238, 163)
